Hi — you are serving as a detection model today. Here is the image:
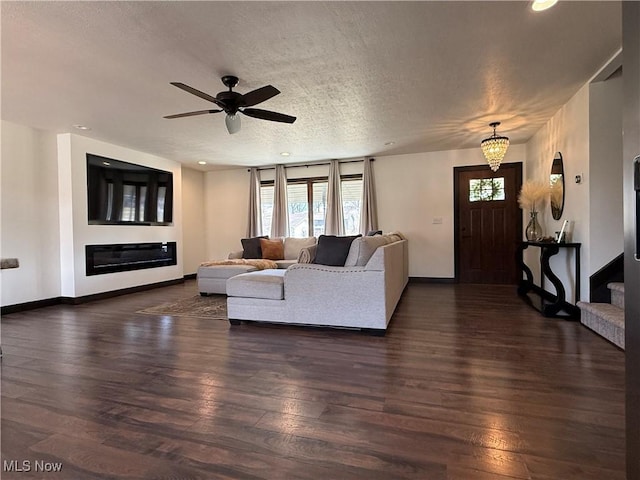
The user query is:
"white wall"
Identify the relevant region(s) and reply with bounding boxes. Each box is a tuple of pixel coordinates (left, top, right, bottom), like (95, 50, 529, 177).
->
(526, 84, 591, 302)
(1, 123, 195, 306)
(1, 121, 61, 305)
(203, 146, 526, 277)
(589, 72, 624, 271)
(204, 167, 249, 261)
(181, 167, 206, 274)
(58, 134, 183, 297)
(375, 145, 526, 277)
(525, 71, 624, 303)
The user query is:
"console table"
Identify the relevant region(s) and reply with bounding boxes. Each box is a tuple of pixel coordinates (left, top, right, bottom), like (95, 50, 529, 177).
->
(517, 241, 581, 318)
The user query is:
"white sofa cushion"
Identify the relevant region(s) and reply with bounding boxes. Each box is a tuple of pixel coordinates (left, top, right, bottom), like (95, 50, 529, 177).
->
(198, 264, 258, 279)
(283, 236, 316, 260)
(227, 269, 286, 300)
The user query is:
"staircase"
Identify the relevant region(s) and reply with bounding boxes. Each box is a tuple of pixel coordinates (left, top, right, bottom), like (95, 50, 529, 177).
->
(577, 283, 625, 349)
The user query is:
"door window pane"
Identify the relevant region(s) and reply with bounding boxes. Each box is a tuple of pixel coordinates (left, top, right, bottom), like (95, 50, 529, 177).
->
(469, 178, 505, 202)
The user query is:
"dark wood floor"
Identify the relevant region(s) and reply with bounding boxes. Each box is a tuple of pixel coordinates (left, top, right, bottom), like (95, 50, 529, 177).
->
(1, 281, 625, 479)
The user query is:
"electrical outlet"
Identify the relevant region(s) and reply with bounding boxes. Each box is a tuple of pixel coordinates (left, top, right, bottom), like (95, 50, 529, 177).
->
(433, 217, 443, 224)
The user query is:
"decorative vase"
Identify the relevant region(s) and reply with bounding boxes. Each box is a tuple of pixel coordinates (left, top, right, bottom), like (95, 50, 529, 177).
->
(525, 211, 543, 241)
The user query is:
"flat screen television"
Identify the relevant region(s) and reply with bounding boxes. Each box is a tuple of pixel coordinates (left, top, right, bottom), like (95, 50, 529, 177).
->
(87, 153, 173, 225)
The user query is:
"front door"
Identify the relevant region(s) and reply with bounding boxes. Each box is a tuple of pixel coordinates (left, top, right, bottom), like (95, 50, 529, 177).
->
(454, 163, 522, 284)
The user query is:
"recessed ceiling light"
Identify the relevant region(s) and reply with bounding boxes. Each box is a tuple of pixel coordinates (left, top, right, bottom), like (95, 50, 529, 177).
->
(198, 161, 207, 165)
(73, 124, 91, 130)
(384, 141, 395, 146)
(531, 0, 558, 12)
(280, 152, 291, 157)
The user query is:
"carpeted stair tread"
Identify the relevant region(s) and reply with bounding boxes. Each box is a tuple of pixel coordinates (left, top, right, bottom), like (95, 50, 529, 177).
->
(577, 301, 624, 350)
(608, 282, 625, 309)
(607, 282, 624, 292)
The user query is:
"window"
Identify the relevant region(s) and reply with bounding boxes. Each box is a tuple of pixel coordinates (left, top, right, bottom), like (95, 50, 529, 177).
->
(341, 178, 362, 235)
(312, 182, 328, 237)
(469, 178, 505, 202)
(260, 185, 274, 237)
(287, 183, 310, 237)
(260, 175, 363, 237)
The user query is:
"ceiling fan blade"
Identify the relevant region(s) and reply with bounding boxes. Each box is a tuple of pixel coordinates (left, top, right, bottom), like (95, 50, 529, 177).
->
(170, 82, 225, 108)
(164, 109, 222, 119)
(241, 85, 280, 107)
(241, 108, 296, 124)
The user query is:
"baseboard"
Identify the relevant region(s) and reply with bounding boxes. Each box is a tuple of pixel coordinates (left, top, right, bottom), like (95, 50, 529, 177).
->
(2, 278, 185, 313)
(183, 273, 197, 280)
(1, 297, 62, 315)
(61, 278, 185, 305)
(409, 277, 455, 284)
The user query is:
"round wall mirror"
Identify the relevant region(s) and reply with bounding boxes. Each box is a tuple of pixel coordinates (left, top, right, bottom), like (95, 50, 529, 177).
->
(550, 152, 565, 220)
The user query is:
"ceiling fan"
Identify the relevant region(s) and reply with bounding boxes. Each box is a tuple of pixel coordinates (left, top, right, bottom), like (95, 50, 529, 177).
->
(164, 75, 296, 134)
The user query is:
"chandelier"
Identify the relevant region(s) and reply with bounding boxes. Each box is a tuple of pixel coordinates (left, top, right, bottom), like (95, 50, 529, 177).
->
(481, 122, 510, 172)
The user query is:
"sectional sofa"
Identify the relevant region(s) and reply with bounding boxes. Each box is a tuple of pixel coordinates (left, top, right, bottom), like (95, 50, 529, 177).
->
(226, 233, 408, 334)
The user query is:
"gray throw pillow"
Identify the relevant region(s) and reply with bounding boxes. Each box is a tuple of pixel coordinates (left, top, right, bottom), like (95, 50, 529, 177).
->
(241, 236, 268, 259)
(313, 234, 361, 266)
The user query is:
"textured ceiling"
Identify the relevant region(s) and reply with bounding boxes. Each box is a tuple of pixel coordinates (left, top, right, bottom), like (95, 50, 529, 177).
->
(1, 1, 621, 170)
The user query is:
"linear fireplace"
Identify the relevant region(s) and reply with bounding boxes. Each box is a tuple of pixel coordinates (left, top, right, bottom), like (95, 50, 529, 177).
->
(85, 242, 177, 276)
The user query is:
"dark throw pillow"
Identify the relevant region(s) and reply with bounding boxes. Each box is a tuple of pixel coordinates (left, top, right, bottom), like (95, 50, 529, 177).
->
(313, 234, 362, 266)
(241, 236, 268, 259)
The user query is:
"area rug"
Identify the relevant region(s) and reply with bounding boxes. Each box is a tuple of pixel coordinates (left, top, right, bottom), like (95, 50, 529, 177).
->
(137, 295, 228, 319)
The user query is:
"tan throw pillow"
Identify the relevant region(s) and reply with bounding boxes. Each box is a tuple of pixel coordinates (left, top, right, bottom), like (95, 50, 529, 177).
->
(260, 238, 284, 260)
(284, 236, 316, 260)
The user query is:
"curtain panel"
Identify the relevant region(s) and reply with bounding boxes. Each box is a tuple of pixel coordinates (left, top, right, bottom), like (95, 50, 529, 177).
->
(359, 157, 379, 234)
(270, 164, 289, 237)
(246, 167, 262, 237)
(325, 159, 344, 235)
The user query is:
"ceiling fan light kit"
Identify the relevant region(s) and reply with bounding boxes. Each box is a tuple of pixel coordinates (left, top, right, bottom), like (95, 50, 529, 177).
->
(165, 75, 296, 134)
(481, 121, 510, 172)
(225, 113, 241, 134)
